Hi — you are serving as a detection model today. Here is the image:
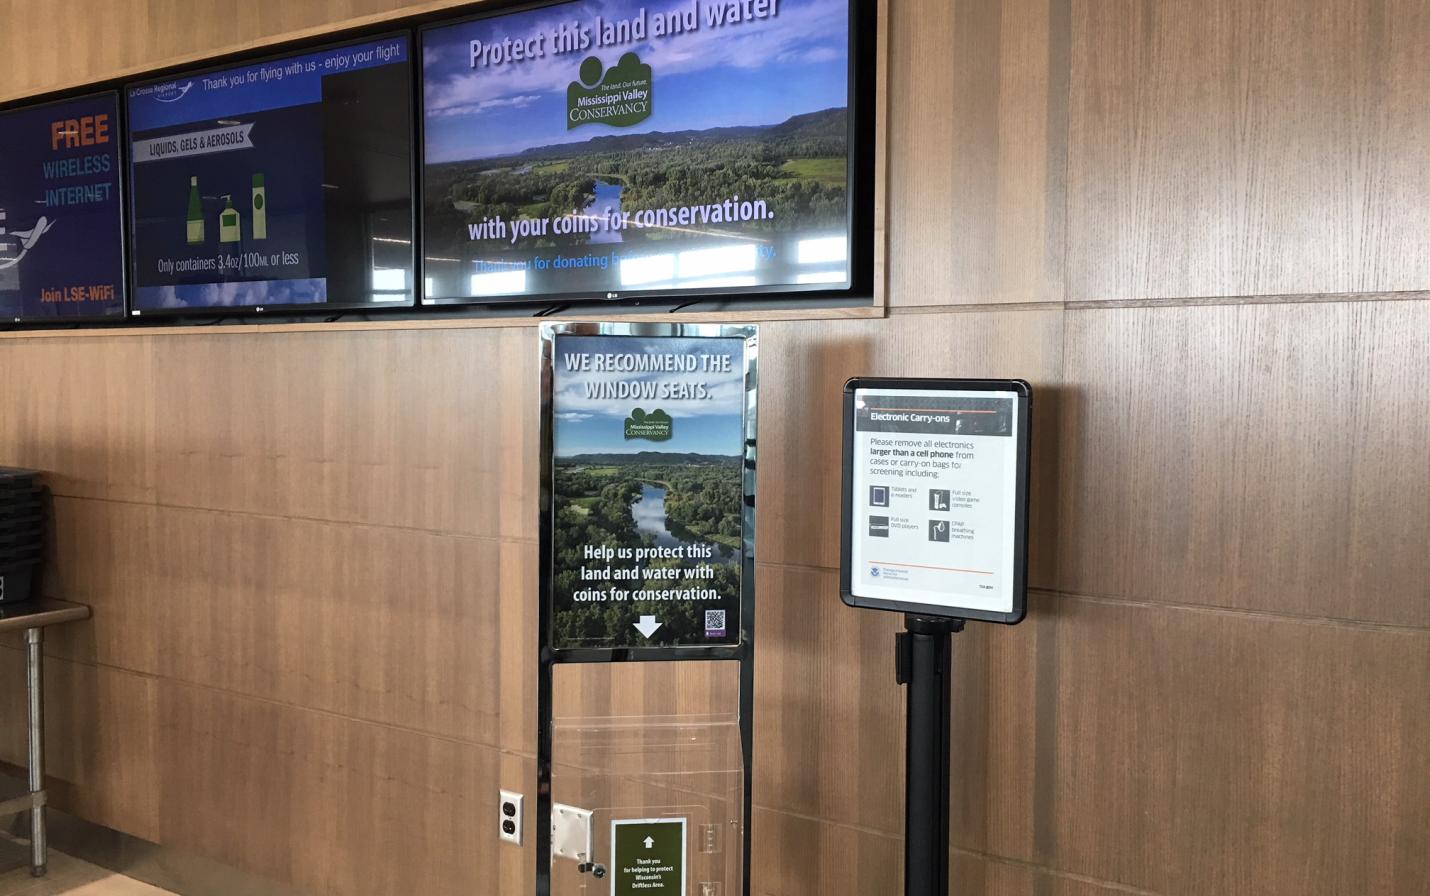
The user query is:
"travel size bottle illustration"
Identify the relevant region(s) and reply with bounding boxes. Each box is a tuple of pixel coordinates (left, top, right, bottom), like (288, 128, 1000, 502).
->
(218, 195, 241, 243)
(186, 176, 204, 244)
(251, 174, 267, 240)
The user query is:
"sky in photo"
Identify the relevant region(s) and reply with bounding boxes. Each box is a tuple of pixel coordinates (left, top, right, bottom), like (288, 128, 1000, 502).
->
(553, 333, 747, 456)
(423, 0, 850, 161)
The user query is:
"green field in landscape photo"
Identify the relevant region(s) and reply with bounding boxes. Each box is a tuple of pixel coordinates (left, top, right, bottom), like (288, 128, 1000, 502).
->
(552, 452, 742, 647)
(424, 108, 849, 255)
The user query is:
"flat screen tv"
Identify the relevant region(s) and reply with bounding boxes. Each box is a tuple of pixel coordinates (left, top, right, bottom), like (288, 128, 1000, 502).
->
(125, 34, 415, 316)
(420, 0, 875, 305)
(0, 92, 127, 323)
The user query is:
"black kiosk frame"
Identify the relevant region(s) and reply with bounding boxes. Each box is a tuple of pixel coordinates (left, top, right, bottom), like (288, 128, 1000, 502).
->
(840, 377, 1032, 896)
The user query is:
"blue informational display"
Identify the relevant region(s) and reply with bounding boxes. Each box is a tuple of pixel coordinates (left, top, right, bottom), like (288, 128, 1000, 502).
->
(126, 35, 414, 313)
(422, 0, 855, 303)
(0, 93, 126, 321)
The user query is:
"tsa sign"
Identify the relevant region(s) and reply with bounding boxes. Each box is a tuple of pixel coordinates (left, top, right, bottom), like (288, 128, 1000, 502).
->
(841, 378, 1031, 624)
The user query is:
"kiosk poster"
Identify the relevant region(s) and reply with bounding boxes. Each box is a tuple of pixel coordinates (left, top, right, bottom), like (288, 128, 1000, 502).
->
(422, 0, 853, 300)
(0, 93, 125, 320)
(548, 329, 750, 650)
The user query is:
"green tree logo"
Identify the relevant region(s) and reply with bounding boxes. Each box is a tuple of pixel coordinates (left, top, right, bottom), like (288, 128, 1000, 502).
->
(624, 407, 673, 441)
(567, 52, 654, 130)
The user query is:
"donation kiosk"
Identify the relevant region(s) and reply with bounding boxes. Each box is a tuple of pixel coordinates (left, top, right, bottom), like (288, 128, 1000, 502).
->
(538, 322, 759, 896)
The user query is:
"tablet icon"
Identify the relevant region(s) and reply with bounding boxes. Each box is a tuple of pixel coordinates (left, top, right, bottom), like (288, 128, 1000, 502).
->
(929, 489, 950, 511)
(928, 520, 949, 542)
(869, 485, 889, 507)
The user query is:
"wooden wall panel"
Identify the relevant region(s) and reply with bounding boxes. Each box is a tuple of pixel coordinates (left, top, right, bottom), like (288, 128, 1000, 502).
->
(1068, 0, 1430, 301)
(0, 655, 534, 896)
(149, 328, 538, 540)
(884, 0, 1066, 307)
(0, 337, 158, 505)
(753, 564, 905, 835)
(0, 0, 469, 103)
(757, 311, 1064, 586)
(1, 0, 1428, 892)
(751, 808, 901, 896)
(1060, 301, 1430, 626)
(750, 809, 1150, 896)
(1027, 597, 1430, 896)
(37, 497, 536, 753)
(151, 675, 532, 896)
(0, 649, 162, 843)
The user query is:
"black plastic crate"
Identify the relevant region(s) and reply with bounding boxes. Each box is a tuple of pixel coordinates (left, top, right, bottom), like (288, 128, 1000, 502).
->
(0, 543, 42, 563)
(0, 497, 42, 514)
(0, 563, 38, 604)
(0, 513, 43, 531)
(0, 469, 42, 493)
(0, 537, 42, 554)
(0, 533, 42, 552)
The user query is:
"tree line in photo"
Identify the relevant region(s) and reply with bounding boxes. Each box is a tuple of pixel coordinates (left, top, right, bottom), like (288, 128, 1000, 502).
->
(551, 453, 743, 647)
(426, 107, 850, 248)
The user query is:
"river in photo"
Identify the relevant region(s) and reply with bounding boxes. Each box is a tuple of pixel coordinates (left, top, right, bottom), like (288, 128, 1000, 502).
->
(586, 180, 624, 244)
(631, 482, 735, 559)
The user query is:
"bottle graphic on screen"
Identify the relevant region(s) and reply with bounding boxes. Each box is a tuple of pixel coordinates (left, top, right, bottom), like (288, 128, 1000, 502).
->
(251, 174, 267, 240)
(186, 177, 204, 244)
(218, 196, 241, 243)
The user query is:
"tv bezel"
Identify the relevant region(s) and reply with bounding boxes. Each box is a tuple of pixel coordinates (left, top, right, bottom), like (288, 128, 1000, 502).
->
(0, 89, 130, 326)
(416, 0, 878, 309)
(122, 29, 420, 320)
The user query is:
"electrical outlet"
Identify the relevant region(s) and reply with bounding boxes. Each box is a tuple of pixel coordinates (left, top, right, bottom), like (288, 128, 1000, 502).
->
(498, 790, 524, 846)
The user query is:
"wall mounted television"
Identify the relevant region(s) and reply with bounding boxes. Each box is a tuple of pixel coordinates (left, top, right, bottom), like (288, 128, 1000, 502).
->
(125, 33, 416, 317)
(0, 92, 127, 323)
(420, 0, 876, 306)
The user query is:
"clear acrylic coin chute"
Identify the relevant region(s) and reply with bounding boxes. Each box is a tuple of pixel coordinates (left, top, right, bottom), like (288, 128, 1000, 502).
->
(548, 665, 745, 894)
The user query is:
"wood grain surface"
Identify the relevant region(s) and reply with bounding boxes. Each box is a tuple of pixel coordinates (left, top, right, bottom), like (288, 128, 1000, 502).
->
(1068, 0, 1430, 301)
(1059, 301, 1430, 626)
(1, 0, 1428, 893)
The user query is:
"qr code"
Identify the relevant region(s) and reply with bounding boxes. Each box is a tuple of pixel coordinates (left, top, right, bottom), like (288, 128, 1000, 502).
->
(704, 610, 727, 633)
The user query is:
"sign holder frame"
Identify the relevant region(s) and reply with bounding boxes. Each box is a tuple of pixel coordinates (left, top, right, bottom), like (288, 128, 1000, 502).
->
(536, 321, 758, 896)
(839, 377, 1032, 624)
(839, 376, 1032, 896)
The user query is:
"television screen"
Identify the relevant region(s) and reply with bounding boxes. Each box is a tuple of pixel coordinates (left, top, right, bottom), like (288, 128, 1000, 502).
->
(421, 0, 863, 304)
(126, 34, 415, 314)
(0, 92, 126, 322)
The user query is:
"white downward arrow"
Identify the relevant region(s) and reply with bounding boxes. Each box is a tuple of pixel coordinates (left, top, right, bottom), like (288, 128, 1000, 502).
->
(644, 836, 655, 849)
(634, 615, 662, 639)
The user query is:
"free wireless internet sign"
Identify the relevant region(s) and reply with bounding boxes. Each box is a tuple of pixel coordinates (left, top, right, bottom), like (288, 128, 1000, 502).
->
(840, 377, 1032, 624)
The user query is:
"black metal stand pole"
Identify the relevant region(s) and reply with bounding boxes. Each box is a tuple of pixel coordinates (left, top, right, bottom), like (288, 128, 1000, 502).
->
(897, 614, 963, 896)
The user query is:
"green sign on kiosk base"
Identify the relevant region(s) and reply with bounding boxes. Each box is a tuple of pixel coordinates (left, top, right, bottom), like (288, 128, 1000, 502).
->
(611, 818, 686, 894)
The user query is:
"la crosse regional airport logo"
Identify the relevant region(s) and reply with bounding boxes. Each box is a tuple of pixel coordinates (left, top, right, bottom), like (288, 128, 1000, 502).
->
(154, 81, 194, 103)
(0, 210, 56, 271)
(568, 53, 652, 129)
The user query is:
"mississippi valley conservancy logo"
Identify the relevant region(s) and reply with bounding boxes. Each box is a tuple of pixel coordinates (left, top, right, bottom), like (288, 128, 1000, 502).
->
(568, 52, 653, 130)
(624, 407, 673, 441)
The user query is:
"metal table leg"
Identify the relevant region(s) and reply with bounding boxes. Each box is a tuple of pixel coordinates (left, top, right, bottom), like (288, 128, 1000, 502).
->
(25, 627, 45, 877)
